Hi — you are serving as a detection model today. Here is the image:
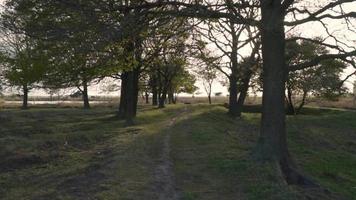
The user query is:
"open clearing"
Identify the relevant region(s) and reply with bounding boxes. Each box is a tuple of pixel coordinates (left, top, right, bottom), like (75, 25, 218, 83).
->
(0, 104, 355, 200)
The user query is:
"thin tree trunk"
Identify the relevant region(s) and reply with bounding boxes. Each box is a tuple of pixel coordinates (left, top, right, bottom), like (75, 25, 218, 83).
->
(228, 21, 239, 117)
(22, 84, 29, 109)
(168, 91, 174, 104)
(296, 90, 307, 114)
(145, 91, 149, 104)
(228, 76, 239, 117)
(151, 72, 158, 106)
(118, 72, 128, 119)
(208, 94, 212, 104)
(236, 71, 252, 117)
(82, 80, 90, 109)
(286, 85, 295, 115)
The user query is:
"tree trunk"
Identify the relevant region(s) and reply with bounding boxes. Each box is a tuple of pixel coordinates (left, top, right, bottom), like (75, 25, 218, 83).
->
(145, 91, 149, 104)
(257, 3, 313, 186)
(228, 76, 239, 117)
(236, 71, 252, 117)
(296, 90, 307, 114)
(168, 91, 175, 104)
(118, 36, 142, 124)
(118, 72, 128, 119)
(152, 87, 158, 106)
(151, 72, 158, 106)
(82, 80, 90, 109)
(125, 71, 136, 125)
(118, 70, 139, 125)
(158, 90, 167, 108)
(228, 21, 239, 117)
(208, 94, 212, 104)
(132, 68, 140, 117)
(286, 85, 295, 115)
(22, 84, 29, 109)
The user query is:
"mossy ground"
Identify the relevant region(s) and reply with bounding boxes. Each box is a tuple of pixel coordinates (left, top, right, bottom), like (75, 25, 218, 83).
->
(0, 104, 355, 199)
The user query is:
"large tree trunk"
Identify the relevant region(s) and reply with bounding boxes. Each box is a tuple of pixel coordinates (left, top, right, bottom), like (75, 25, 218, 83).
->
(118, 35, 142, 124)
(22, 84, 29, 109)
(82, 80, 90, 109)
(228, 75, 239, 117)
(257, 3, 313, 186)
(118, 69, 139, 125)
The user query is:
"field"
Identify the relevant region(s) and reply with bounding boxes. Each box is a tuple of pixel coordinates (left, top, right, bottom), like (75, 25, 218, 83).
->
(0, 104, 355, 200)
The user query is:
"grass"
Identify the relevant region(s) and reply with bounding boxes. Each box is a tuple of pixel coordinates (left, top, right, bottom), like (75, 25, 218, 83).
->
(0, 105, 186, 200)
(0, 104, 355, 199)
(288, 110, 356, 199)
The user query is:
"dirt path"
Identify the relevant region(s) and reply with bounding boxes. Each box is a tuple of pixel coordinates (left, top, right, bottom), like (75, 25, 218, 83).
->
(152, 106, 188, 200)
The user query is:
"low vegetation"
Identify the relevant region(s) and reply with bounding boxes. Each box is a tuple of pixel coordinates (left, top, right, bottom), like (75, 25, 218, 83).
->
(0, 104, 355, 200)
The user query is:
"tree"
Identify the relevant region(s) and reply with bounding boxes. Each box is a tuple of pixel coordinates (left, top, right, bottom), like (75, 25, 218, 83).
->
(155, 56, 190, 108)
(0, 34, 46, 109)
(285, 40, 348, 114)
(195, 48, 218, 104)
(174, 69, 198, 101)
(4, 0, 355, 186)
(193, 4, 260, 117)
(256, 0, 355, 185)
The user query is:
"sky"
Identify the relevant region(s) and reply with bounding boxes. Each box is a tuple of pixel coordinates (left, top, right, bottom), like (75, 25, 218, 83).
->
(0, 0, 355, 97)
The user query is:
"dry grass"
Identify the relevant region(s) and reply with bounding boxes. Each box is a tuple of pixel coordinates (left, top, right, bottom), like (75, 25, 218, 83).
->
(307, 96, 356, 110)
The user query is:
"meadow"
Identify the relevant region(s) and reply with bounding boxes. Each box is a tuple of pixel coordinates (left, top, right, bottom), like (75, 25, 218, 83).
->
(0, 102, 355, 200)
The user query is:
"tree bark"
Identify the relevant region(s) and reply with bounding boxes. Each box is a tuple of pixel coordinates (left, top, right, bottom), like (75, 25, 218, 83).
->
(296, 90, 307, 114)
(152, 87, 158, 106)
(22, 84, 29, 109)
(236, 71, 252, 117)
(168, 90, 175, 104)
(228, 21, 239, 117)
(158, 90, 167, 108)
(257, 3, 313, 186)
(118, 35, 142, 124)
(82, 80, 90, 109)
(132, 68, 140, 117)
(286, 85, 295, 115)
(151, 72, 158, 106)
(118, 69, 139, 125)
(118, 72, 128, 119)
(228, 75, 239, 117)
(145, 91, 149, 104)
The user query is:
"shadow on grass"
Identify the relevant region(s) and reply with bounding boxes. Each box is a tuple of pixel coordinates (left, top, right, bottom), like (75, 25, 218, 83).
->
(168, 105, 349, 200)
(0, 104, 188, 200)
